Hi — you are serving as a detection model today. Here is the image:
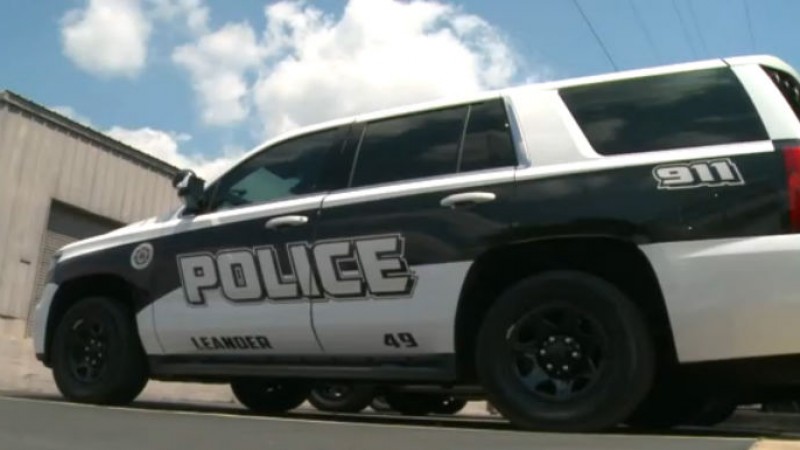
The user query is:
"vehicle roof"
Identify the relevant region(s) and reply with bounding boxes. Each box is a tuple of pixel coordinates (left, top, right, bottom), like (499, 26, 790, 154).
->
(208, 54, 794, 185)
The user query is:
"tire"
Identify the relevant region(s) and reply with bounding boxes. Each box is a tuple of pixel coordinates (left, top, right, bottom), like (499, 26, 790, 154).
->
(384, 393, 440, 416)
(308, 383, 376, 413)
(626, 377, 737, 429)
(231, 379, 309, 414)
(432, 396, 467, 415)
(476, 271, 655, 432)
(51, 296, 148, 405)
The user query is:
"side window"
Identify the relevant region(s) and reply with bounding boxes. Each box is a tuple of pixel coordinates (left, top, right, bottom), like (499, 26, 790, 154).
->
(209, 129, 338, 211)
(459, 100, 517, 172)
(560, 68, 768, 155)
(350, 106, 467, 188)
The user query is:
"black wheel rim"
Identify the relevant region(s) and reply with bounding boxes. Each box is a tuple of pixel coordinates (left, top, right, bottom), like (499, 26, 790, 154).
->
(440, 396, 459, 408)
(506, 304, 608, 401)
(316, 384, 351, 401)
(67, 317, 110, 383)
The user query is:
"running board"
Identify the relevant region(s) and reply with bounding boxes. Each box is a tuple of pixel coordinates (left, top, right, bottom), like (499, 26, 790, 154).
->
(148, 354, 457, 383)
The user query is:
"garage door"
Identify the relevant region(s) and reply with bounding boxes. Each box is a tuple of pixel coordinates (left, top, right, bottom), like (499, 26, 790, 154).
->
(26, 201, 122, 334)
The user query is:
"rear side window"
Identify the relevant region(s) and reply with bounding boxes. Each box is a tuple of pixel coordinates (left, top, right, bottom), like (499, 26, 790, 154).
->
(560, 68, 768, 155)
(459, 100, 517, 172)
(350, 106, 467, 188)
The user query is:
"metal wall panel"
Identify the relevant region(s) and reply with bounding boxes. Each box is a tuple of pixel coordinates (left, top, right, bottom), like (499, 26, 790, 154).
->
(0, 106, 179, 320)
(26, 201, 122, 333)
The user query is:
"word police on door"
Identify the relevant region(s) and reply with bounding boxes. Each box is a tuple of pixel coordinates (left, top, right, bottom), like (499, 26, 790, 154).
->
(178, 235, 417, 304)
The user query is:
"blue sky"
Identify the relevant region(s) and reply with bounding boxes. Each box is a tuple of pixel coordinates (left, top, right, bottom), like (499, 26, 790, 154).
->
(0, 0, 797, 175)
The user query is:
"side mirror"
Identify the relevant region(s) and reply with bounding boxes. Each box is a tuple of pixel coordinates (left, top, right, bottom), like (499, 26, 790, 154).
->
(172, 169, 205, 214)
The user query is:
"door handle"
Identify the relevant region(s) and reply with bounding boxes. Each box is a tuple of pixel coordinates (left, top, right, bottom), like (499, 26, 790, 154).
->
(440, 192, 496, 208)
(265, 215, 309, 229)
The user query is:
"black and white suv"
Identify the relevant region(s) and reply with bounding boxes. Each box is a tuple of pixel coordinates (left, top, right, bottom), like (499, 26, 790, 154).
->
(32, 54, 800, 431)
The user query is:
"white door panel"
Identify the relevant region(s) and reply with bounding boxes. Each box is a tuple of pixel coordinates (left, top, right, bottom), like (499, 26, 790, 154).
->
(151, 288, 321, 355)
(311, 261, 472, 354)
(152, 194, 326, 356)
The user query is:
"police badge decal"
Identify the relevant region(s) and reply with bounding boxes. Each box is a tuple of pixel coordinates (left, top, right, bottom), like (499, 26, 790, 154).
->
(131, 243, 154, 270)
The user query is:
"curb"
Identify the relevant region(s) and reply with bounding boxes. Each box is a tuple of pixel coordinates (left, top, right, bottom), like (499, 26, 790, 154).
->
(752, 440, 800, 450)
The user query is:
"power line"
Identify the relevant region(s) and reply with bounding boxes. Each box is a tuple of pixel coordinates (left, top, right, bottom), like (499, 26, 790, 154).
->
(686, 0, 709, 56)
(743, 0, 756, 51)
(672, 0, 698, 58)
(629, 0, 661, 63)
(572, 0, 619, 71)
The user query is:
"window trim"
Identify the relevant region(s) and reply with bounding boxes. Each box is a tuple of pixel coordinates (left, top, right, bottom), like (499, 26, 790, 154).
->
(454, 106, 472, 173)
(346, 124, 368, 188)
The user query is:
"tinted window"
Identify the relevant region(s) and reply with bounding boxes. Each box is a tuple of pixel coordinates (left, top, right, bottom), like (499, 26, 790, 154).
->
(560, 68, 768, 155)
(350, 106, 467, 188)
(459, 100, 517, 172)
(764, 67, 800, 123)
(210, 129, 337, 210)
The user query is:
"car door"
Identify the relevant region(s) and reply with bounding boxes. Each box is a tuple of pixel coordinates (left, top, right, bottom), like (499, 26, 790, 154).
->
(311, 99, 519, 356)
(151, 126, 347, 356)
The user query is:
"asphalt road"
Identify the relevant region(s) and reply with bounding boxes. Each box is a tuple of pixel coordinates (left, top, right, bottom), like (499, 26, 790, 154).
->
(0, 395, 767, 450)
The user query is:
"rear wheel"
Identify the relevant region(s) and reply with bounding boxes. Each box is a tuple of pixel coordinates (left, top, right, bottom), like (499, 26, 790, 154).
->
(51, 296, 148, 405)
(476, 271, 655, 432)
(231, 379, 309, 414)
(308, 383, 376, 413)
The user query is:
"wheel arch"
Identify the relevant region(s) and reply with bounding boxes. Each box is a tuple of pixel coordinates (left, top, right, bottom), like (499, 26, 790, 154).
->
(43, 273, 145, 365)
(453, 236, 676, 381)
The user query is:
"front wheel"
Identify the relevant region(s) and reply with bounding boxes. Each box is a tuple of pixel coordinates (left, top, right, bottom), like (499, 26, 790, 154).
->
(231, 379, 309, 414)
(476, 271, 655, 432)
(51, 296, 148, 405)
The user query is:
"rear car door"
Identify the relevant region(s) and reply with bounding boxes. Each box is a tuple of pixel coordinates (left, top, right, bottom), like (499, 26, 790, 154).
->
(151, 126, 347, 356)
(311, 99, 519, 357)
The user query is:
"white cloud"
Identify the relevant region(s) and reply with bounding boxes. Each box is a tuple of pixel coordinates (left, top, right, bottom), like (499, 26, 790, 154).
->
(172, 0, 521, 137)
(44, 103, 236, 179)
(147, 0, 209, 34)
(50, 105, 94, 127)
(61, 0, 152, 78)
(106, 126, 235, 179)
(172, 22, 264, 126)
(253, 0, 518, 136)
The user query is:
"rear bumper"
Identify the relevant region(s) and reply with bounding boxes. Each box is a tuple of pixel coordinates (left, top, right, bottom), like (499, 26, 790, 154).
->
(641, 234, 800, 363)
(32, 283, 58, 364)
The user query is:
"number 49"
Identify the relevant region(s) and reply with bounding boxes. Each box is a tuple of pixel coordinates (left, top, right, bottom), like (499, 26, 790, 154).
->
(384, 332, 418, 348)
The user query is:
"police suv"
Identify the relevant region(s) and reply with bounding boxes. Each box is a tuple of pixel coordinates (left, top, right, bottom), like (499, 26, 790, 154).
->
(32, 54, 800, 431)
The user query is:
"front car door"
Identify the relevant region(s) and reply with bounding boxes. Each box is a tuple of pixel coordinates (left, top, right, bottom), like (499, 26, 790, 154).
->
(150, 126, 347, 357)
(311, 99, 519, 358)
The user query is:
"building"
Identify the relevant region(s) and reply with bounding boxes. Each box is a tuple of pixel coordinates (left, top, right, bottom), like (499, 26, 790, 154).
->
(0, 90, 179, 336)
